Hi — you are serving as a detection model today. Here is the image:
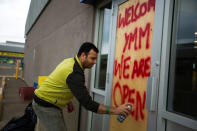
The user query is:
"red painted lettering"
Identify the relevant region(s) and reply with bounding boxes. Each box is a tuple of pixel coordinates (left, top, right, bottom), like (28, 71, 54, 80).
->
(139, 22, 150, 49)
(114, 55, 124, 79)
(123, 84, 129, 104)
(123, 23, 150, 52)
(128, 89, 135, 116)
(114, 59, 120, 77)
(118, 0, 155, 28)
(139, 58, 145, 78)
(140, 2, 147, 17)
(134, 2, 140, 22)
(123, 33, 130, 53)
(118, 13, 125, 28)
(132, 60, 138, 79)
(131, 56, 151, 79)
(148, 0, 155, 12)
(125, 6, 133, 26)
(123, 27, 138, 53)
(136, 91, 146, 121)
(112, 83, 146, 121)
(123, 56, 131, 79)
(144, 56, 151, 77)
(113, 82, 122, 107)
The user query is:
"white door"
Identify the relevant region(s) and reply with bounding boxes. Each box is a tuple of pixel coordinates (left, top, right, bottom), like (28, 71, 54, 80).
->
(147, 0, 197, 131)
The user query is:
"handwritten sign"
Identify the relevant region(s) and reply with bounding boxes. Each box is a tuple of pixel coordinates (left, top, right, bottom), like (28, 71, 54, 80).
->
(110, 0, 155, 131)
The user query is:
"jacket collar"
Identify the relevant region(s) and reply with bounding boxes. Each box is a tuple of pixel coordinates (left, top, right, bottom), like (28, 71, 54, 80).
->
(75, 56, 84, 71)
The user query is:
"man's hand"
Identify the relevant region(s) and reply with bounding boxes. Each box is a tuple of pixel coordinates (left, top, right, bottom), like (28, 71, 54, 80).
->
(97, 103, 132, 116)
(114, 103, 132, 116)
(67, 101, 74, 113)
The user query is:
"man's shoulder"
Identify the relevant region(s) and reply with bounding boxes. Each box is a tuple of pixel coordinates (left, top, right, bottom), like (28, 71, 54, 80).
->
(63, 57, 75, 63)
(53, 57, 75, 74)
(60, 57, 75, 67)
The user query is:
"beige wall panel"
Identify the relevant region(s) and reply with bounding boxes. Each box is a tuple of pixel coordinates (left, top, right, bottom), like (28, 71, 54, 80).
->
(110, 0, 155, 131)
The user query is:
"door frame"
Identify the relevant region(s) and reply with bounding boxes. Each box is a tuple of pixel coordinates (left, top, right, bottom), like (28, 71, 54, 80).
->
(87, 0, 129, 131)
(145, 0, 165, 130)
(101, 0, 129, 131)
(154, 0, 197, 130)
(87, 1, 114, 131)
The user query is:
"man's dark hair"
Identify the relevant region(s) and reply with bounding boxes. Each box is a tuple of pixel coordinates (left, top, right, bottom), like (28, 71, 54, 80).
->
(77, 42, 99, 57)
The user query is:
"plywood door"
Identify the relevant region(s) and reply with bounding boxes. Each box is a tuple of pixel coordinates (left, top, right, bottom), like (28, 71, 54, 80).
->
(110, 0, 155, 131)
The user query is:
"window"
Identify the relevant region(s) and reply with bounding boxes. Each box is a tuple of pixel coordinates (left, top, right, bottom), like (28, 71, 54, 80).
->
(94, 3, 112, 90)
(167, 0, 197, 120)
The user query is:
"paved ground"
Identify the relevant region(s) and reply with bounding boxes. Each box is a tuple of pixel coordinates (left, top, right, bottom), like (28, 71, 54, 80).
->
(0, 65, 23, 77)
(0, 77, 31, 129)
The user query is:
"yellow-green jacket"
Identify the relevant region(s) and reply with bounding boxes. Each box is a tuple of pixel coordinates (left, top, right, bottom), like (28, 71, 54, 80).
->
(34, 56, 99, 112)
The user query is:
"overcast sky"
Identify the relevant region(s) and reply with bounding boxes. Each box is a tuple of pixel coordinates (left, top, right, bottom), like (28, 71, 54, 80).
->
(0, 0, 31, 43)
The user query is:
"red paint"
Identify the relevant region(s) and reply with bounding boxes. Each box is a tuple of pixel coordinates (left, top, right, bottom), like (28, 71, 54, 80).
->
(114, 56, 151, 80)
(147, 0, 155, 12)
(128, 88, 135, 116)
(114, 55, 124, 79)
(140, 2, 147, 17)
(134, 2, 140, 21)
(118, 0, 155, 28)
(114, 55, 131, 80)
(125, 6, 133, 26)
(113, 82, 146, 121)
(123, 22, 151, 53)
(114, 59, 121, 78)
(113, 82, 122, 107)
(139, 58, 145, 78)
(131, 56, 151, 79)
(139, 23, 150, 49)
(144, 56, 151, 76)
(123, 84, 130, 104)
(123, 56, 131, 79)
(132, 60, 138, 79)
(118, 13, 125, 29)
(123, 27, 138, 53)
(135, 91, 146, 121)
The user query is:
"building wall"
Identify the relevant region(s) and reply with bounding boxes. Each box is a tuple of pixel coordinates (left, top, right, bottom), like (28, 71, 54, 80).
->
(24, 0, 95, 131)
(24, 0, 94, 85)
(25, 0, 49, 35)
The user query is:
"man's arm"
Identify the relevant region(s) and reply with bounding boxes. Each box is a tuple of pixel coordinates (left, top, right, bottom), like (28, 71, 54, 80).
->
(66, 72, 99, 113)
(97, 104, 131, 116)
(67, 72, 131, 115)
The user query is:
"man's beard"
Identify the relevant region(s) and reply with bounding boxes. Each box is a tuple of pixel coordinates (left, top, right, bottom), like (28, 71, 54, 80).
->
(83, 61, 93, 69)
